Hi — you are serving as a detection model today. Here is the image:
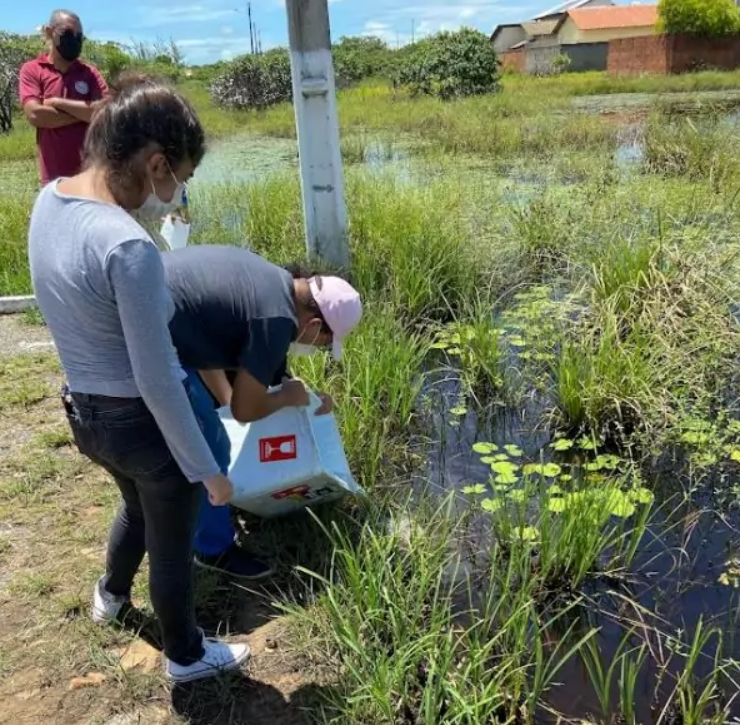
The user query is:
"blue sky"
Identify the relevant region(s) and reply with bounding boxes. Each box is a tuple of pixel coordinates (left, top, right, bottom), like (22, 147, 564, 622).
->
(5, 1, 629, 65)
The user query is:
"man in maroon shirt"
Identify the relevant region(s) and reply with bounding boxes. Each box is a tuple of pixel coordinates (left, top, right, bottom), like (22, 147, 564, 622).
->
(19, 10, 108, 186)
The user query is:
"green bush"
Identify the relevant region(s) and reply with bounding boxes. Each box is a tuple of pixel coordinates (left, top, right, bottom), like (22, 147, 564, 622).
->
(209, 49, 292, 110)
(395, 28, 501, 100)
(332, 35, 395, 86)
(657, 0, 740, 37)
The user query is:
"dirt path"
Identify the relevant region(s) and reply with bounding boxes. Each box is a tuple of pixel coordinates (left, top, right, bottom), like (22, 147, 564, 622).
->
(0, 313, 54, 356)
(0, 348, 328, 725)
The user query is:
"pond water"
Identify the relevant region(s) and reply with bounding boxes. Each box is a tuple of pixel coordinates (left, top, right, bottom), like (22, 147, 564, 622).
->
(416, 336, 740, 720)
(191, 134, 298, 187)
(191, 132, 414, 189)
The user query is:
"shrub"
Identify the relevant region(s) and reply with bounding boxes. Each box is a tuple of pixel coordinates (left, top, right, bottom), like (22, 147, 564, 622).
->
(332, 35, 395, 86)
(209, 49, 293, 110)
(395, 28, 501, 100)
(657, 0, 740, 37)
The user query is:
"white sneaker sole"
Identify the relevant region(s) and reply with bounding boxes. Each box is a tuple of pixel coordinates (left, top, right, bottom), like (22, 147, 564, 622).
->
(165, 644, 251, 683)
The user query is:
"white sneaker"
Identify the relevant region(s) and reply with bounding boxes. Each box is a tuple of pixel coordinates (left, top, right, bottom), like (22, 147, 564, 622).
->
(92, 576, 130, 624)
(165, 634, 251, 683)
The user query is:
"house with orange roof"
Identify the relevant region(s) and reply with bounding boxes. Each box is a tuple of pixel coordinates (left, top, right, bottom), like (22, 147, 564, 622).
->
(554, 5, 659, 45)
(495, 3, 660, 74)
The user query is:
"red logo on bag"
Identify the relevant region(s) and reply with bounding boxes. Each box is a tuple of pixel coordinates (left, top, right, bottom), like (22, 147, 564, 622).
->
(259, 435, 297, 463)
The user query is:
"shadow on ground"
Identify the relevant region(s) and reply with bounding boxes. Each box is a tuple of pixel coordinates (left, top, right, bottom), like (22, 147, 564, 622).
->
(171, 677, 335, 725)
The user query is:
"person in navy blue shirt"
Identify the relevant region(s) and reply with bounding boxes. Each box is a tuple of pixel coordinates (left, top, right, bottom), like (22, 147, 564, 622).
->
(163, 246, 363, 580)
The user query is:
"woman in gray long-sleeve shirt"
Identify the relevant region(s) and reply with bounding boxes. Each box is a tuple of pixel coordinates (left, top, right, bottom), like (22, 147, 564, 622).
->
(27, 74, 249, 684)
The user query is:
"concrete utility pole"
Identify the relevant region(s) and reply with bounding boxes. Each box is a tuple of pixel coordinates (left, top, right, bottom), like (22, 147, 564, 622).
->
(285, 0, 349, 270)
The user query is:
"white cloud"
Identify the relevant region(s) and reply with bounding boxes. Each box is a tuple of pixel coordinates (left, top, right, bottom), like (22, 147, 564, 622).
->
(134, 4, 237, 28)
(221, 25, 235, 35)
(177, 34, 278, 63)
(353, 1, 533, 45)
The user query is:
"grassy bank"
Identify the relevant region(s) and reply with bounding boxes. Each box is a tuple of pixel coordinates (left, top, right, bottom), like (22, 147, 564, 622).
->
(2, 73, 740, 724)
(3, 69, 740, 167)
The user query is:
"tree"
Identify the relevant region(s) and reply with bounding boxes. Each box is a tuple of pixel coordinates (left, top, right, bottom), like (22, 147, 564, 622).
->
(0, 32, 42, 133)
(395, 28, 501, 101)
(209, 48, 293, 110)
(657, 0, 740, 37)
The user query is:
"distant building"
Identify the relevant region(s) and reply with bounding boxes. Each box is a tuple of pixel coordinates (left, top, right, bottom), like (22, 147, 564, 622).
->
(490, 0, 613, 54)
(554, 5, 659, 45)
(532, 0, 614, 21)
(493, 2, 660, 75)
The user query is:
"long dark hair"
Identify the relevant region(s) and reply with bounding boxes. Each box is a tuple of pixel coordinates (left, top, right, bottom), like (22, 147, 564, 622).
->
(84, 73, 206, 200)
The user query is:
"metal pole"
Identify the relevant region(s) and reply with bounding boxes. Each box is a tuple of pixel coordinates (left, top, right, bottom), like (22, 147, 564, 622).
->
(285, 0, 349, 270)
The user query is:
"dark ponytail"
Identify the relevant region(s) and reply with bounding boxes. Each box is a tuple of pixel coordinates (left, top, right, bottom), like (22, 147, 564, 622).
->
(84, 72, 205, 198)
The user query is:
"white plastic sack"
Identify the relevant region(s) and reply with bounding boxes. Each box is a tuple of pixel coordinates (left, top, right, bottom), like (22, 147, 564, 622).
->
(219, 387, 365, 517)
(160, 215, 191, 250)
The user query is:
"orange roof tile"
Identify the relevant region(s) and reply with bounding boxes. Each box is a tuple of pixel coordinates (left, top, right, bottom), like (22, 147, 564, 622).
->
(565, 5, 658, 30)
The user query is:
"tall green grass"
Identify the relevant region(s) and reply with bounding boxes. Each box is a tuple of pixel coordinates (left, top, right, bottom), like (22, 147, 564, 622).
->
(643, 112, 740, 186)
(0, 197, 32, 296)
(505, 69, 740, 97)
(192, 170, 488, 321)
(287, 497, 602, 724)
(0, 121, 35, 164)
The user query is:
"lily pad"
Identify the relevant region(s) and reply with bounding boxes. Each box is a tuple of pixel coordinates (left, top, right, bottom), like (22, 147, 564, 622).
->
(504, 444, 524, 457)
(559, 474, 573, 482)
(629, 487, 654, 505)
(507, 489, 528, 503)
(512, 526, 539, 542)
(494, 454, 510, 462)
(523, 463, 562, 478)
(480, 457, 498, 465)
(607, 491, 636, 519)
(578, 438, 597, 451)
(450, 406, 467, 417)
(551, 439, 574, 452)
(481, 498, 502, 513)
(430, 341, 450, 350)
(491, 461, 520, 484)
(462, 484, 487, 496)
(548, 497, 566, 513)
(473, 442, 498, 455)
(730, 450, 740, 463)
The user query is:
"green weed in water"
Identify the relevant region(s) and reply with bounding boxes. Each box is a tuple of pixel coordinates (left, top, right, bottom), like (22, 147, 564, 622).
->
(289, 304, 428, 487)
(431, 300, 505, 401)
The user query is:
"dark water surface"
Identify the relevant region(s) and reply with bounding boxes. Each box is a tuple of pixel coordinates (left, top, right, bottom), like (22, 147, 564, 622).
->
(417, 364, 740, 721)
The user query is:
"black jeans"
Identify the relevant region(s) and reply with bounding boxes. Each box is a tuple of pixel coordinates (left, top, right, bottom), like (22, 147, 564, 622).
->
(62, 385, 205, 666)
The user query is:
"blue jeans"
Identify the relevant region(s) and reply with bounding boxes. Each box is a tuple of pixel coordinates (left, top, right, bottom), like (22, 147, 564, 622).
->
(185, 369, 237, 557)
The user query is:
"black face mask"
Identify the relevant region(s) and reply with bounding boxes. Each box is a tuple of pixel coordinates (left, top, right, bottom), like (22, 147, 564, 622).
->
(57, 31, 84, 62)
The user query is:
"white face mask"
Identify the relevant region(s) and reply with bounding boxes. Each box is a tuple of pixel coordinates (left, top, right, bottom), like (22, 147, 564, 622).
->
(137, 170, 185, 220)
(290, 343, 320, 357)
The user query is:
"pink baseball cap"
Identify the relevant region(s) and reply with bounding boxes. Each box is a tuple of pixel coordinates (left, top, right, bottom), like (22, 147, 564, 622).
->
(309, 276, 363, 360)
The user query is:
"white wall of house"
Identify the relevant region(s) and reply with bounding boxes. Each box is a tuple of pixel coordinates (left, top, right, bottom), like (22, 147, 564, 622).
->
(493, 25, 526, 53)
(558, 18, 656, 44)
